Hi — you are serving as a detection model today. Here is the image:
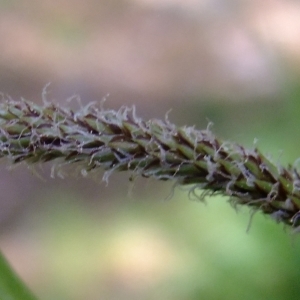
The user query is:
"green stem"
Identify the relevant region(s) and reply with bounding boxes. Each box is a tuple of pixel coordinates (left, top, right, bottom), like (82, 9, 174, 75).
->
(0, 250, 37, 300)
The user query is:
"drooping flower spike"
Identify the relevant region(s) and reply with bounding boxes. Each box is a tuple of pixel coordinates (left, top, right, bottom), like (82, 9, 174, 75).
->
(0, 98, 299, 227)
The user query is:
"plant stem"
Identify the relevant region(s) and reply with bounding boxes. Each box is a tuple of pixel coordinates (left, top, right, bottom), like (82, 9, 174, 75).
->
(0, 98, 299, 227)
(0, 250, 37, 300)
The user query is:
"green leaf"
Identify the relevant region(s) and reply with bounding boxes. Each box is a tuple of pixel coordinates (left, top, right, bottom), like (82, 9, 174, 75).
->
(0, 251, 38, 300)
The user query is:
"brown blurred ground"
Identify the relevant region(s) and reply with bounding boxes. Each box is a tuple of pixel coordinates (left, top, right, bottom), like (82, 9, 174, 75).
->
(1, 0, 297, 107)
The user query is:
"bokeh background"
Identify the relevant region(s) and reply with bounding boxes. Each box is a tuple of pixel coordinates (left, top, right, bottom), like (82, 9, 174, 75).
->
(0, 0, 300, 299)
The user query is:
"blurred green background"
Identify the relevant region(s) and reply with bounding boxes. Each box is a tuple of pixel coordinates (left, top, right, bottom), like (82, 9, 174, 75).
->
(1, 0, 300, 299)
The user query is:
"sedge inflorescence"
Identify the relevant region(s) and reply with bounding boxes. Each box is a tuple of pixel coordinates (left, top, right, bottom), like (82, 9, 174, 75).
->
(0, 97, 299, 228)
